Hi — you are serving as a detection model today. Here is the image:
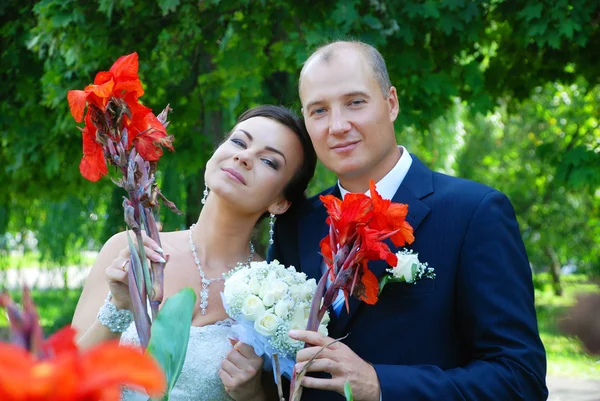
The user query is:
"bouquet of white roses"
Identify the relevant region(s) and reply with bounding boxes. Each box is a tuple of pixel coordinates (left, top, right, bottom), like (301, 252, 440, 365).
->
(222, 260, 329, 379)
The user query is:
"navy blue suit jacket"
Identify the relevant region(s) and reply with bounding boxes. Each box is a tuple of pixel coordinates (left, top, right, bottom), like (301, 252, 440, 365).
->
(267, 156, 547, 400)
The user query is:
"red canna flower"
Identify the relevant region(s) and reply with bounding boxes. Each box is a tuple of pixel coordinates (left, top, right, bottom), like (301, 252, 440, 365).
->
(356, 225, 398, 268)
(67, 53, 174, 182)
(126, 94, 174, 161)
(67, 53, 144, 123)
(368, 180, 415, 247)
(313, 180, 416, 321)
(354, 260, 380, 305)
(0, 327, 166, 401)
(0, 290, 166, 401)
(320, 193, 372, 248)
(79, 110, 108, 182)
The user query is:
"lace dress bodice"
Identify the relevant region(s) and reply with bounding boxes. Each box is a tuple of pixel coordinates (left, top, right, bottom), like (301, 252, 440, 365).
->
(120, 319, 235, 401)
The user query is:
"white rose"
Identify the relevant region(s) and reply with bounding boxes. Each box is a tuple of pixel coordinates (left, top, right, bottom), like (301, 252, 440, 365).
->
(288, 285, 301, 300)
(318, 324, 328, 336)
(241, 295, 266, 321)
(270, 280, 288, 300)
(300, 280, 317, 300)
(266, 271, 278, 282)
(291, 307, 308, 329)
(321, 311, 331, 326)
(254, 312, 280, 337)
(224, 279, 250, 304)
(274, 300, 293, 318)
(258, 282, 270, 298)
(248, 277, 261, 295)
(393, 252, 421, 283)
(262, 291, 276, 307)
(289, 319, 307, 331)
(283, 272, 298, 285)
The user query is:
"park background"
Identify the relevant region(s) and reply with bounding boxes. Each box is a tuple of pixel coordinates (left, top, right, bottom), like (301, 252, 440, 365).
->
(1, 0, 599, 398)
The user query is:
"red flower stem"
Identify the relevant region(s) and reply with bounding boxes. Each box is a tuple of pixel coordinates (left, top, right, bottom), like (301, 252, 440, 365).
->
(306, 271, 327, 332)
(339, 240, 361, 272)
(377, 228, 401, 242)
(349, 265, 360, 298)
(144, 208, 164, 320)
(329, 224, 337, 271)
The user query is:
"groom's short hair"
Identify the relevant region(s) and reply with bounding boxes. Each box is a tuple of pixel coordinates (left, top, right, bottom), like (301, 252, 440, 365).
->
(299, 40, 392, 97)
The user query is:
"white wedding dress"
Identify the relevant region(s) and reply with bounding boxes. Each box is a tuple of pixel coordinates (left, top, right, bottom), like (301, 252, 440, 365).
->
(120, 318, 235, 401)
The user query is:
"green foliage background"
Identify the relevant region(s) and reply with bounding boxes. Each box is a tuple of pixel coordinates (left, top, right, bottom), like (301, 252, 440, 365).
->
(1, 0, 599, 274)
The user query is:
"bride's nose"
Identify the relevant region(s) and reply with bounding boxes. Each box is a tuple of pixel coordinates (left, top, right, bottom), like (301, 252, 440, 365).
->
(233, 151, 253, 169)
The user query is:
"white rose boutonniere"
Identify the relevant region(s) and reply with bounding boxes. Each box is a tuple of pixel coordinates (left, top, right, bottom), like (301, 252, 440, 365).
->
(379, 249, 435, 293)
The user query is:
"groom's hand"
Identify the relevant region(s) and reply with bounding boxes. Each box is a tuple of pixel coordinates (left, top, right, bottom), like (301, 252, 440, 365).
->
(220, 339, 265, 401)
(290, 330, 380, 401)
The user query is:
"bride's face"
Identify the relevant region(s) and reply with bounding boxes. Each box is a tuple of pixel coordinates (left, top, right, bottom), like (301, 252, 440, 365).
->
(204, 116, 304, 215)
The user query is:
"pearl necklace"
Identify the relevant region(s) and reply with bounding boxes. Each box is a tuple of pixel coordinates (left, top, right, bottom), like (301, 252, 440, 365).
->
(189, 224, 255, 315)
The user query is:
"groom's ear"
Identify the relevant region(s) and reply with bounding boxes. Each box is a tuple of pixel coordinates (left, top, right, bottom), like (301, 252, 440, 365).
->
(268, 199, 291, 216)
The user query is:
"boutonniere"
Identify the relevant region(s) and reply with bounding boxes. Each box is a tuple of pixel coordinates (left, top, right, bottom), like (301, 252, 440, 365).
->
(379, 249, 435, 293)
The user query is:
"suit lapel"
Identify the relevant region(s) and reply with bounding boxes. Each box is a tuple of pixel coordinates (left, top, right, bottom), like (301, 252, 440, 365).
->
(298, 185, 341, 281)
(330, 156, 434, 338)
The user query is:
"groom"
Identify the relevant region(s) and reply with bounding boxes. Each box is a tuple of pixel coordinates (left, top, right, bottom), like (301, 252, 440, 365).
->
(268, 41, 548, 400)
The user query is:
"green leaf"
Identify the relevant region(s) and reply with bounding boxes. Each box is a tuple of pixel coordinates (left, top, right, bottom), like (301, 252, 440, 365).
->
(362, 15, 382, 30)
(344, 380, 354, 401)
(147, 288, 197, 400)
(559, 20, 579, 40)
(442, 0, 464, 11)
(158, 0, 181, 16)
(517, 3, 543, 22)
(378, 274, 392, 295)
(438, 15, 463, 35)
(422, 1, 440, 19)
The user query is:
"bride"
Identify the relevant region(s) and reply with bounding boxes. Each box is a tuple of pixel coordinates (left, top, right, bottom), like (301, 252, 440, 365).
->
(71, 105, 317, 401)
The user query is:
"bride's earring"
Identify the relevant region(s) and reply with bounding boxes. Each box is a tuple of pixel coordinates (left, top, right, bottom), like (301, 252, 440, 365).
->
(269, 213, 276, 245)
(201, 184, 209, 205)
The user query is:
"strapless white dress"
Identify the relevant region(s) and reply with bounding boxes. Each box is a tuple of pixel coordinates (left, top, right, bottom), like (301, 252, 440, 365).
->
(120, 318, 235, 401)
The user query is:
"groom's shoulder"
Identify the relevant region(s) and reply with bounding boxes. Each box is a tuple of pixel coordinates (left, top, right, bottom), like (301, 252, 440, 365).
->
(411, 154, 499, 202)
(431, 169, 507, 205)
(307, 185, 337, 205)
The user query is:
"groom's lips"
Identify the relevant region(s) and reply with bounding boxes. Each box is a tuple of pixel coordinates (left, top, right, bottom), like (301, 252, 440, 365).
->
(331, 140, 360, 153)
(222, 168, 246, 185)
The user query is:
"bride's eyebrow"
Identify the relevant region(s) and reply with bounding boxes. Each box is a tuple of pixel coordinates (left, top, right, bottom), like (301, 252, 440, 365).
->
(236, 129, 287, 164)
(236, 129, 253, 141)
(265, 146, 287, 164)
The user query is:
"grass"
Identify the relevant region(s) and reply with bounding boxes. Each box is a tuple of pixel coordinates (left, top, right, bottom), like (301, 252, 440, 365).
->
(0, 288, 82, 338)
(0, 251, 97, 270)
(534, 273, 600, 378)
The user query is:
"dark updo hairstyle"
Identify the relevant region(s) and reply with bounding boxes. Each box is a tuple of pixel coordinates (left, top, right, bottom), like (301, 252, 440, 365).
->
(234, 105, 317, 217)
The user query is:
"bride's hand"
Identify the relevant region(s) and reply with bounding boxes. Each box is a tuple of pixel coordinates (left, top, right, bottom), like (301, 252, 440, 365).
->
(220, 339, 266, 401)
(105, 233, 164, 311)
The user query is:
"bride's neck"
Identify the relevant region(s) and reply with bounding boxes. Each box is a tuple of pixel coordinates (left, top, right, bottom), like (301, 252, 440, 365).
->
(192, 198, 257, 269)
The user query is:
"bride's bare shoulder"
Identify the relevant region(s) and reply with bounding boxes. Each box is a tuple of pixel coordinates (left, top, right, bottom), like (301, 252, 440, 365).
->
(100, 229, 188, 253)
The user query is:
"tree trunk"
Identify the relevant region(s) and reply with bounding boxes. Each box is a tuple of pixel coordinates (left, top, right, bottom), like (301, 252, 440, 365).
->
(545, 245, 563, 296)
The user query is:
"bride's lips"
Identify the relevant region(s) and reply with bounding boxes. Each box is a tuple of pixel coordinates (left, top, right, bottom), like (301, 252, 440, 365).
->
(331, 140, 360, 153)
(222, 168, 246, 185)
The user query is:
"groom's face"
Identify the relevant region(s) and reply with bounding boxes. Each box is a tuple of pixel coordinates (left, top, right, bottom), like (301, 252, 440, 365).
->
(299, 48, 399, 183)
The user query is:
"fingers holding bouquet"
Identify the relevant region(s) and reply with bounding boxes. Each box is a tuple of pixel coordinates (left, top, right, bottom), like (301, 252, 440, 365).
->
(104, 232, 165, 310)
(220, 338, 266, 400)
(291, 329, 380, 401)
